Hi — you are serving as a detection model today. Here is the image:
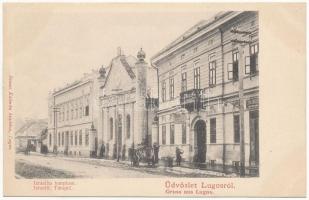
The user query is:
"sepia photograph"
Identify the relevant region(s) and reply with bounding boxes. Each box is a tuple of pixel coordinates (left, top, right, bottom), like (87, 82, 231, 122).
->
(3, 2, 306, 197)
(12, 9, 259, 179)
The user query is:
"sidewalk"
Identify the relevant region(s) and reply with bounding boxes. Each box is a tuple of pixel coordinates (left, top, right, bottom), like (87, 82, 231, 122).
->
(26, 152, 237, 178)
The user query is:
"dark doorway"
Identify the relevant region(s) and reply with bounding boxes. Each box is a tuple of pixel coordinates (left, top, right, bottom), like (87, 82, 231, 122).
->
(195, 120, 206, 163)
(249, 110, 259, 174)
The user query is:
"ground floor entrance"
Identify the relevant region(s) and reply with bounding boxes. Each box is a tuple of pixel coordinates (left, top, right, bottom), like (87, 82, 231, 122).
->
(249, 110, 259, 174)
(194, 120, 206, 163)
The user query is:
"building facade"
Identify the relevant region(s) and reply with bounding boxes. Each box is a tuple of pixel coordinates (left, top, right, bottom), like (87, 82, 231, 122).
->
(151, 11, 259, 173)
(15, 119, 47, 153)
(98, 49, 158, 160)
(47, 68, 106, 157)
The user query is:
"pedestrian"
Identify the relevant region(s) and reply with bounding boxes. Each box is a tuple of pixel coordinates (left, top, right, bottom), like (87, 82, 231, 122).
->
(122, 144, 126, 160)
(176, 147, 184, 166)
(100, 142, 105, 158)
(153, 143, 160, 164)
(129, 145, 134, 166)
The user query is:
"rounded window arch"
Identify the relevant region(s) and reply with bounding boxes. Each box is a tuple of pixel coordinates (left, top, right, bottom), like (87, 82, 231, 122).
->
(126, 115, 131, 139)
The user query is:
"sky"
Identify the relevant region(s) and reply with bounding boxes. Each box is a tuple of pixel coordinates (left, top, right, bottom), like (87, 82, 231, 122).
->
(4, 4, 216, 121)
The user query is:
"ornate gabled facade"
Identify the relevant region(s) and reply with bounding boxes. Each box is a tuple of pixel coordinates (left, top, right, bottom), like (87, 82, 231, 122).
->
(98, 49, 158, 160)
(151, 11, 259, 174)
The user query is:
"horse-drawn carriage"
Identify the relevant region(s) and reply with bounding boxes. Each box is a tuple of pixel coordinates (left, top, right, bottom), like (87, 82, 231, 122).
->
(129, 145, 155, 167)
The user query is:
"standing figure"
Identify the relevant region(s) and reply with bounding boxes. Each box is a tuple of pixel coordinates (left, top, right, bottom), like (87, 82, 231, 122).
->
(129, 145, 134, 166)
(176, 147, 184, 166)
(100, 142, 105, 158)
(153, 143, 160, 164)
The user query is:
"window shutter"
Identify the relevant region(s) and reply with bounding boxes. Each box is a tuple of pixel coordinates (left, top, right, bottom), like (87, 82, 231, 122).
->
(245, 56, 251, 74)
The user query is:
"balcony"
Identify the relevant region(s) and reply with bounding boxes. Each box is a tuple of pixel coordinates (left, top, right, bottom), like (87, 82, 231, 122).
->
(146, 98, 159, 109)
(180, 89, 204, 112)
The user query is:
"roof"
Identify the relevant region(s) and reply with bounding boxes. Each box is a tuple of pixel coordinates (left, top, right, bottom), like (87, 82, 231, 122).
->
(151, 11, 238, 63)
(51, 68, 107, 96)
(120, 56, 136, 79)
(15, 119, 48, 139)
(102, 54, 137, 88)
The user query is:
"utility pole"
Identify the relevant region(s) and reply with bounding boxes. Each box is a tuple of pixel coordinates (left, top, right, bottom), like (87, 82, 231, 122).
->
(53, 105, 60, 153)
(230, 27, 251, 177)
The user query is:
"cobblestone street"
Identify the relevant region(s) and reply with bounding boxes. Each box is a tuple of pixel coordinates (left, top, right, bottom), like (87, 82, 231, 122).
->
(15, 153, 234, 178)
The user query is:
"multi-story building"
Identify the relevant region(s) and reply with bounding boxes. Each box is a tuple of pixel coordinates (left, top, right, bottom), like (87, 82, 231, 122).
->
(151, 11, 259, 173)
(47, 67, 107, 157)
(98, 49, 158, 160)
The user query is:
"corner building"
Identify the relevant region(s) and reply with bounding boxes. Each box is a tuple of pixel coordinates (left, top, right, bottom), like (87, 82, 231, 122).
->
(151, 11, 259, 173)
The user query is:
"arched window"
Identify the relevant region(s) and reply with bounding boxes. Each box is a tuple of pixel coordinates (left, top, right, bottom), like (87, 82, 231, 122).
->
(75, 131, 78, 145)
(79, 130, 83, 145)
(110, 118, 113, 140)
(85, 129, 89, 146)
(62, 132, 64, 146)
(126, 115, 130, 139)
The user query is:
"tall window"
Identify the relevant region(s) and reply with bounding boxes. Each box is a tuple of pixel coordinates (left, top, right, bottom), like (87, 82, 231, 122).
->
(85, 105, 89, 116)
(75, 108, 78, 118)
(62, 110, 65, 121)
(58, 132, 60, 146)
(126, 115, 131, 139)
(61, 132, 64, 146)
(246, 44, 259, 75)
(182, 123, 186, 144)
(162, 125, 166, 145)
(49, 134, 52, 146)
(70, 132, 73, 146)
(181, 72, 187, 92)
(228, 52, 239, 81)
(74, 131, 78, 145)
(161, 81, 166, 102)
(234, 115, 240, 143)
(170, 124, 175, 145)
(85, 129, 89, 146)
(169, 77, 174, 100)
(194, 64, 200, 89)
(209, 61, 216, 86)
(110, 118, 113, 140)
(210, 118, 216, 143)
(66, 110, 69, 120)
(79, 130, 82, 145)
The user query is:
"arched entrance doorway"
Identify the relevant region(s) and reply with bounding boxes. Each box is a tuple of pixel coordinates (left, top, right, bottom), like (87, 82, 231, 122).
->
(194, 120, 206, 163)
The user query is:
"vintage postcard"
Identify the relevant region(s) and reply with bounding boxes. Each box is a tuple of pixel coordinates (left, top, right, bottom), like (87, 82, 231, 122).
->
(3, 2, 306, 197)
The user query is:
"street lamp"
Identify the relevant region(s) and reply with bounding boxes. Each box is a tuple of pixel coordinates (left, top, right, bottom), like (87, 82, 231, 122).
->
(52, 106, 60, 154)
